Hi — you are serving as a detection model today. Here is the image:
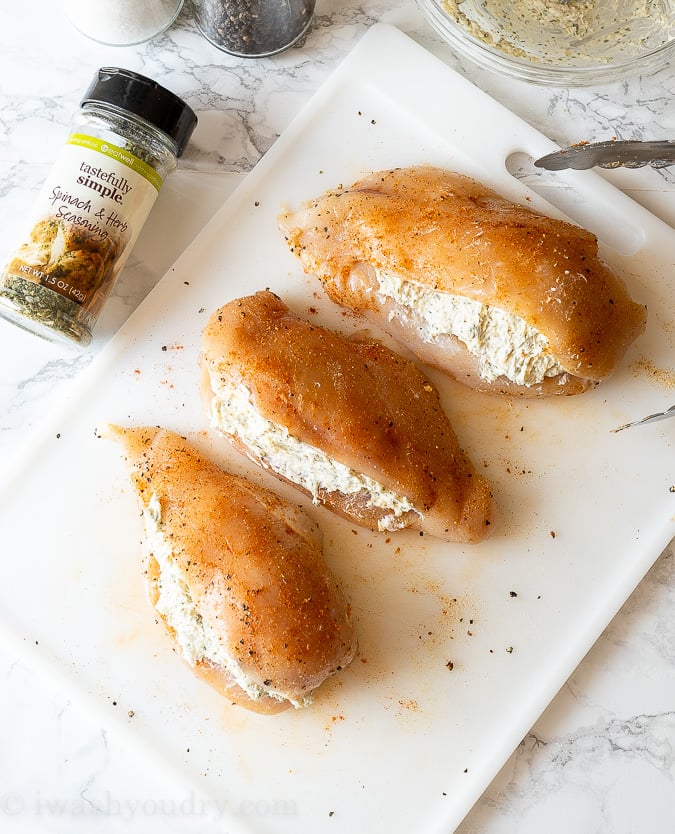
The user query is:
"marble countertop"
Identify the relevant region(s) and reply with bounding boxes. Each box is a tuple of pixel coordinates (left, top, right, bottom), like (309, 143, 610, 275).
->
(1, 3, 674, 833)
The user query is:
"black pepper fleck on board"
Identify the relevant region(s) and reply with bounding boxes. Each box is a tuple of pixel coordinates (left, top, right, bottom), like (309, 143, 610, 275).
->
(509, 590, 518, 597)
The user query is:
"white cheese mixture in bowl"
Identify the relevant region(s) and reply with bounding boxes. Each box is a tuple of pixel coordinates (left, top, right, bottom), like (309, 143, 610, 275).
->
(417, 0, 675, 84)
(208, 381, 420, 532)
(375, 271, 564, 387)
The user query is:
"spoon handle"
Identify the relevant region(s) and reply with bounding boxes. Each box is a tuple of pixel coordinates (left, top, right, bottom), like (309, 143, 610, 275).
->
(534, 140, 675, 171)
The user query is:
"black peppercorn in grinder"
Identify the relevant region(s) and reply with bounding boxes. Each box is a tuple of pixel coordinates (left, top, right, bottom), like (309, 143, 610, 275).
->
(190, 0, 316, 57)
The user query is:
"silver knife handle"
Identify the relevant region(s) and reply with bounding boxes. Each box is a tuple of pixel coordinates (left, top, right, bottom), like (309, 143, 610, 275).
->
(535, 140, 675, 171)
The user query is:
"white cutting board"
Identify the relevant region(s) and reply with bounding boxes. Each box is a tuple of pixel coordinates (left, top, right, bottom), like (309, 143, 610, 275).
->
(1, 24, 673, 834)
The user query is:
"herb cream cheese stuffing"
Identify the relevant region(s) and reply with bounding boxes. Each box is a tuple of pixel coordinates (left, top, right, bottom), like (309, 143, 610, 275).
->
(145, 494, 308, 707)
(375, 271, 564, 387)
(440, 0, 671, 64)
(208, 382, 419, 531)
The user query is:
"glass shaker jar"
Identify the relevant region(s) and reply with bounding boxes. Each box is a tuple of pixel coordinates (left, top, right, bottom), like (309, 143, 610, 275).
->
(191, 0, 316, 57)
(0, 68, 197, 347)
(64, 0, 185, 46)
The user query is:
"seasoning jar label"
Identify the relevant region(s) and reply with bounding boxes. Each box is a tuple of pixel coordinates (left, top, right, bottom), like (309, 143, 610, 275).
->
(1, 133, 161, 320)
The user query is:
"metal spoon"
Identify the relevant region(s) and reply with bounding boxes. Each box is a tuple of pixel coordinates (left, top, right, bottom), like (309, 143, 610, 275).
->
(534, 140, 675, 171)
(612, 404, 675, 433)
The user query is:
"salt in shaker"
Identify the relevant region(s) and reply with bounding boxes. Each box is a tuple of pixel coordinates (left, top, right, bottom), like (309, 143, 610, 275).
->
(64, 0, 184, 46)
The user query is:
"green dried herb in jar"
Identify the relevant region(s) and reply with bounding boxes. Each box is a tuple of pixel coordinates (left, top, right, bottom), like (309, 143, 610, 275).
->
(0, 68, 197, 347)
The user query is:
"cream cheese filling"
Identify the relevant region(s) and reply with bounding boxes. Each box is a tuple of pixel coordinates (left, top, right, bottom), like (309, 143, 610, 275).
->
(208, 380, 420, 532)
(375, 271, 564, 386)
(145, 494, 309, 708)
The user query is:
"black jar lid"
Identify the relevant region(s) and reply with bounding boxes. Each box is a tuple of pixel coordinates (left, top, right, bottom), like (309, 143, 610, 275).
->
(81, 68, 197, 157)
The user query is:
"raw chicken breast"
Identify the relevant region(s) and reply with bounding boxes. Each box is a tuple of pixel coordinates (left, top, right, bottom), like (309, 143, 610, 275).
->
(106, 424, 357, 714)
(278, 165, 647, 397)
(201, 291, 495, 544)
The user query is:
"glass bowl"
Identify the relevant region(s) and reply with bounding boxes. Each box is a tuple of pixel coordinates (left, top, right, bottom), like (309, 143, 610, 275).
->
(417, 0, 675, 85)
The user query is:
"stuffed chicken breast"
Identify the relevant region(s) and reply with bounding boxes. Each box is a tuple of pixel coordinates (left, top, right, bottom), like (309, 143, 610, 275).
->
(278, 165, 647, 397)
(201, 291, 495, 544)
(107, 424, 357, 714)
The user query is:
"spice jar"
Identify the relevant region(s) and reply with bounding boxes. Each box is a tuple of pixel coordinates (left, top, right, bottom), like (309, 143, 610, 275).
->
(0, 68, 197, 348)
(191, 0, 316, 57)
(64, 0, 184, 46)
